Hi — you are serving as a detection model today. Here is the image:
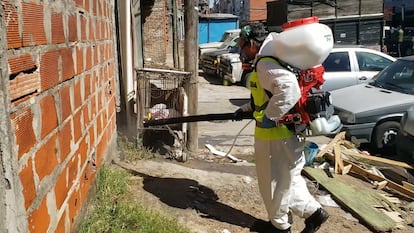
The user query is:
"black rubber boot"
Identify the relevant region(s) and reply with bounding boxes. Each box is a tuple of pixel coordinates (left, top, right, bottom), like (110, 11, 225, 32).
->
(301, 208, 329, 233)
(250, 220, 291, 233)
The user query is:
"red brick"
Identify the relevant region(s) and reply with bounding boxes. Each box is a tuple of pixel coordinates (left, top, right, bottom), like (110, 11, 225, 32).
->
(95, 131, 106, 167)
(35, 134, 58, 181)
(93, 45, 98, 67)
(91, 70, 97, 94)
(82, 160, 96, 185)
(76, 46, 84, 74)
(28, 198, 50, 233)
(108, 96, 116, 119)
(11, 107, 36, 160)
(80, 136, 89, 165)
(59, 85, 72, 122)
(4, 1, 22, 49)
(19, 160, 36, 210)
(89, 18, 95, 41)
(40, 95, 58, 139)
(68, 14, 78, 42)
(55, 169, 69, 210)
(67, 156, 79, 195)
(84, 73, 91, 100)
(94, 0, 100, 16)
(90, 93, 97, 119)
(22, 2, 47, 46)
(85, 46, 92, 70)
(84, 0, 91, 13)
(9, 73, 40, 101)
(80, 15, 88, 41)
(82, 104, 90, 129)
(73, 79, 82, 110)
(68, 189, 81, 224)
(89, 125, 95, 149)
(61, 48, 75, 81)
(96, 112, 102, 138)
(73, 109, 82, 143)
(74, 0, 83, 8)
(40, 50, 60, 91)
(97, 90, 103, 111)
(8, 54, 36, 75)
(51, 12, 65, 44)
(100, 20, 105, 40)
(58, 121, 72, 162)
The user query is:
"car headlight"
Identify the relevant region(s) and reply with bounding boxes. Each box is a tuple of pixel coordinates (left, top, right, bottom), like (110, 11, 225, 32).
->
(337, 110, 356, 124)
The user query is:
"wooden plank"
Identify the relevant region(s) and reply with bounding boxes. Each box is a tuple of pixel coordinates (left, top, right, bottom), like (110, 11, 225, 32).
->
(303, 167, 397, 232)
(376, 181, 388, 190)
(341, 150, 414, 170)
(334, 144, 344, 174)
(339, 140, 356, 149)
(345, 160, 414, 199)
(342, 164, 352, 175)
(402, 181, 414, 192)
(316, 131, 345, 158)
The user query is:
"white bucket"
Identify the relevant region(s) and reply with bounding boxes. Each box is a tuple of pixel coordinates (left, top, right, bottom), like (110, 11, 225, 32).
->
(273, 16, 333, 70)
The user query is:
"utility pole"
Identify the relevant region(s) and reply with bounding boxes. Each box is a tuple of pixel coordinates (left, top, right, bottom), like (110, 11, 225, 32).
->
(184, 0, 199, 152)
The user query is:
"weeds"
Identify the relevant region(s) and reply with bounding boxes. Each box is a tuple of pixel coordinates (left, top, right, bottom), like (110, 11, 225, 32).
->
(117, 134, 157, 162)
(78, 165, 189, 233)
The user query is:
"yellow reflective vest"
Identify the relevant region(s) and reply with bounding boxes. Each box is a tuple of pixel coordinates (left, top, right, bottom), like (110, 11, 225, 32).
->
(250, 57, 294, 140)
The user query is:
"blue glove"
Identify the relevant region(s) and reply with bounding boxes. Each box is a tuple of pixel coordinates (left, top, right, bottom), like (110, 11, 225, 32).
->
(233, 108, 244, 121)
(260, 114, 276, 128)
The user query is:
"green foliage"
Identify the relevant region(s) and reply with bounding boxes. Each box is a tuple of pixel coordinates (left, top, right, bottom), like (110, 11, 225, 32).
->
(78, 166, 189, 233)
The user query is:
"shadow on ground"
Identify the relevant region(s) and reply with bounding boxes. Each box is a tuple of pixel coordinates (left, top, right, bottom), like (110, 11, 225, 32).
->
(118, 163, 278, 232)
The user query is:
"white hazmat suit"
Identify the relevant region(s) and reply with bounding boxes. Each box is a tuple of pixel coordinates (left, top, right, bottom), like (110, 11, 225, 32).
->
(239, 32, 322, 231)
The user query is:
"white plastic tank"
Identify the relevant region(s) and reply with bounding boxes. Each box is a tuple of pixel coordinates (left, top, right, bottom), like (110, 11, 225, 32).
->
(273, 16, 334, 70)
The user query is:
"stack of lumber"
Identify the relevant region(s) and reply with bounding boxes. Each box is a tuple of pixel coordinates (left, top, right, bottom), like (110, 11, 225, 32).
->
(303, 132, 414, 232)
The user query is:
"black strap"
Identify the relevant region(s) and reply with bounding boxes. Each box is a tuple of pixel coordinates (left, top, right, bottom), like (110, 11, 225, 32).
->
(254, 56, 293, 73)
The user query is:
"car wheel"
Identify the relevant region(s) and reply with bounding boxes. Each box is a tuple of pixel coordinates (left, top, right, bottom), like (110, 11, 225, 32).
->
(241, 71, 252, 88)
(372, 121, 400, 151)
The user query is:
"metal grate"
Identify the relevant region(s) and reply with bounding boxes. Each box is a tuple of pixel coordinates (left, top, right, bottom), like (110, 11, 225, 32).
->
(136, 68, 190, 128)
(136, 67, 191, 161)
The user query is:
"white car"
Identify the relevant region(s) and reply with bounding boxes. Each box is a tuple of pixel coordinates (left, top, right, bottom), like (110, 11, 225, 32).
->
(321, 46, 396, 91)
(198, 29, 240, 58)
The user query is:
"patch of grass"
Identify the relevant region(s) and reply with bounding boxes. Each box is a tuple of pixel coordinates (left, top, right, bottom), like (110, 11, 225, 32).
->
(78, 165, 190, 233)
(117, 135, 157, 161)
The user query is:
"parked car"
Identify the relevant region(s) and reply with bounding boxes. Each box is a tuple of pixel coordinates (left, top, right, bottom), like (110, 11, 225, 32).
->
(219, 53, 252, 86)
(218, 45, 396, 89)
(396, 106, 414, 161)
(198, 29, 240, 58)
(331, 55, 414, 151)
(199, 35, 240, 76)
(321, 46, 396, 91)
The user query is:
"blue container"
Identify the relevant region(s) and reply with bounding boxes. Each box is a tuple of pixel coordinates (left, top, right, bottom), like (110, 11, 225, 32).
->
(198, 14, 239, 44)
(304, 141, 319, 166)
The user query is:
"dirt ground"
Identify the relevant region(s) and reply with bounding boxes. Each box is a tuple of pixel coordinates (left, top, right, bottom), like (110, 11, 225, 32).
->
(117, 73, 414, 233)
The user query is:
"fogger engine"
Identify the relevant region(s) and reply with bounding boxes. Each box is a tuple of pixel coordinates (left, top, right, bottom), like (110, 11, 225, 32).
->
(279, 65, 341, 135)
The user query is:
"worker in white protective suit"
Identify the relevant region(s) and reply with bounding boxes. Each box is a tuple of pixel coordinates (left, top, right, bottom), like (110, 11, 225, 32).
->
(234, 23, 329, 233)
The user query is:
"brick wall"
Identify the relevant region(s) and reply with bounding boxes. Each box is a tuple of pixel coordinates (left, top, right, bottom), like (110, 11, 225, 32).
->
(2, 0, 118, 232)
(250, 0, 267, 22)
(142, 0, 170, 65)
